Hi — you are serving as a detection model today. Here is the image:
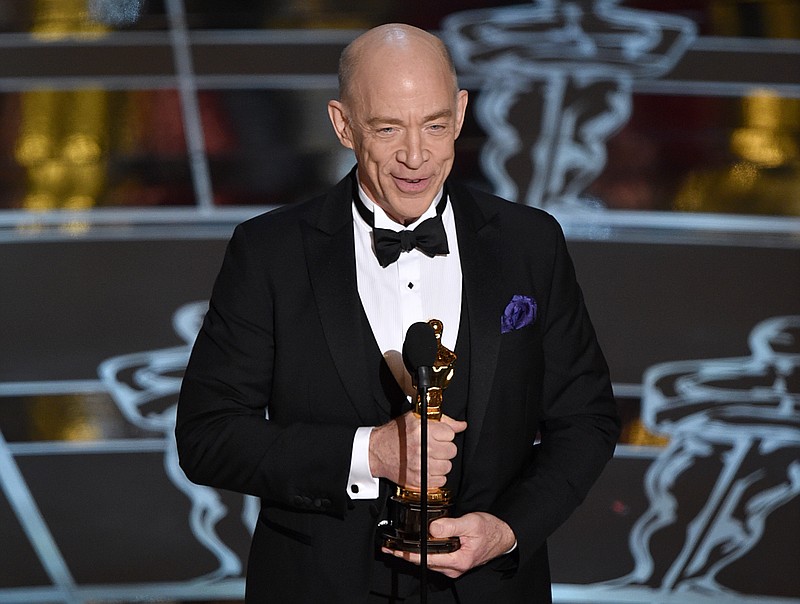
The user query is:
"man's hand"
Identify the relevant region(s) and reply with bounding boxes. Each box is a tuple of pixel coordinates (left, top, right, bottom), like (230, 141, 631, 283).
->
(368, 411, 467, 489)
(382, 512, 516, 578)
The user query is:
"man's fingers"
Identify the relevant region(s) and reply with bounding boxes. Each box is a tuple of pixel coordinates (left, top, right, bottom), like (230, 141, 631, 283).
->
(426, 457, 452, 475)
(382, 547, 420, 564)
(397, 411, 466, 487)
(382, 513, 514, 580)
(368, 411, 466, 487)
(381, 546, 466, 578)
(428, 439, 457, 460)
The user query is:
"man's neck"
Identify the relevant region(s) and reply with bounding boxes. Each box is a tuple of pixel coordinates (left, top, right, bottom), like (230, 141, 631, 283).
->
(357, 184, 444, 229)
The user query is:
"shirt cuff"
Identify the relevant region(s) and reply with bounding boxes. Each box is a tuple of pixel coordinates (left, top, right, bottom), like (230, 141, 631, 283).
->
(347, 426, 380, 499)
(503, 540, 518, 555)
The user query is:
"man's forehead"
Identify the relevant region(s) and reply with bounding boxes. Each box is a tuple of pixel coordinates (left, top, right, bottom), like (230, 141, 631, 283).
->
(349, 69, 456, 114)
(352, 37, 450, 85)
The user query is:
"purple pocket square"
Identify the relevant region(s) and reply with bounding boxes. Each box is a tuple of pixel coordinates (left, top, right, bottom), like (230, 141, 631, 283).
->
(501, 295, 537, 334)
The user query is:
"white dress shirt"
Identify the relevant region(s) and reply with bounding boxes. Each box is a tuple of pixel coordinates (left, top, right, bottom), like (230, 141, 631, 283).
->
(346, 182, 462, 499)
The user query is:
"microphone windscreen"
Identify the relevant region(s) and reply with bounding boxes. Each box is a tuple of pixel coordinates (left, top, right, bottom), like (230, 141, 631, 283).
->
(403, 322, 437, 372)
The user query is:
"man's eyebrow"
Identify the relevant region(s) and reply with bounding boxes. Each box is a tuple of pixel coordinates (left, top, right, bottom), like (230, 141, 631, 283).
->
(366, 116, 404, 127)
(423, 110, 453, 122)
(365, 110, 454, 127)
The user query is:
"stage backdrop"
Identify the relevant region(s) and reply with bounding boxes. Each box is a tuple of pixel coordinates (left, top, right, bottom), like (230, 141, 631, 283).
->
(0, 1, 798, 603)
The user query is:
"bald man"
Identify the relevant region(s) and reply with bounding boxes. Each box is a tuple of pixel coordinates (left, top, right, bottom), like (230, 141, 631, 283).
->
(177, 24, 619, 604)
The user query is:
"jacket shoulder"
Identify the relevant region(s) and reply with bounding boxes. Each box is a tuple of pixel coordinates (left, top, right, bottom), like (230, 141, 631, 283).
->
(450, 181, 562, 236)
(236, 172, 352, 243)
(238, 193, 323, 234)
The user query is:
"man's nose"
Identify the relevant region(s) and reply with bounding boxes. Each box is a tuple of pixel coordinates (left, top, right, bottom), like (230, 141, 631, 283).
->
(397, 132, 426, 168)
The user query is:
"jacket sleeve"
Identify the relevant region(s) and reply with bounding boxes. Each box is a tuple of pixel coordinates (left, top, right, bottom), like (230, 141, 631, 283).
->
(175, 222, 355, 518)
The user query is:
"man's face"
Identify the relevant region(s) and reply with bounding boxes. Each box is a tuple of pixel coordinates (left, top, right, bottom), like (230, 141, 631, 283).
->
(329, 47, 468, 225)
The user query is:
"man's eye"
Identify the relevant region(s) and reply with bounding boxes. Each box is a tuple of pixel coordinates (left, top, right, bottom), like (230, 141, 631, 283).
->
(378, 127, 395, 134)
(429, 124, 445, 132)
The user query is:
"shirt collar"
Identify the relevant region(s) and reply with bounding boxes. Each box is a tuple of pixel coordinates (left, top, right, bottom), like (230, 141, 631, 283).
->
(356, 180, 444, 232)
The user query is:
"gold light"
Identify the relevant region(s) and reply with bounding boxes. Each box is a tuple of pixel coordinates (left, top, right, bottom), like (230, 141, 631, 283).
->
(15, 2, 111, 232)
(731, 90, 799, 168)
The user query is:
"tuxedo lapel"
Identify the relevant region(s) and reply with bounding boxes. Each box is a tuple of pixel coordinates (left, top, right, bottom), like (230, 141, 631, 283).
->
(301, 176, 385, 426)
(300, 177, 507, 438)
(450, 183, 506, 470)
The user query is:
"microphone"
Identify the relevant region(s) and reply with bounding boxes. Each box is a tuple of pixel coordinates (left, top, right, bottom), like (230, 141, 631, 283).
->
(403, 321, 437, 390)
(402, 321, 437, 602)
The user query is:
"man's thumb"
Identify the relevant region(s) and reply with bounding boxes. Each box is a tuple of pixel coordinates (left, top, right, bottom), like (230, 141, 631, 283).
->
(441, 414, 468, 433)
(430, 517, 457, 538)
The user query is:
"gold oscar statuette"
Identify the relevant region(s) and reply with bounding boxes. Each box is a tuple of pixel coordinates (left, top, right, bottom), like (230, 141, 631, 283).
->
(382, 319, 461, 554)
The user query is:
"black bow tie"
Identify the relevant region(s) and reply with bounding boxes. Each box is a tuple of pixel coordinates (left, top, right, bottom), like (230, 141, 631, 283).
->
(372, 215, 449, 267)
(353, 182, 449, 268)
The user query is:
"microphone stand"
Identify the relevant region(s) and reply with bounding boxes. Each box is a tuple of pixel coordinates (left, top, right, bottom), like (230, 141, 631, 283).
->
(417, 367, 431, 603)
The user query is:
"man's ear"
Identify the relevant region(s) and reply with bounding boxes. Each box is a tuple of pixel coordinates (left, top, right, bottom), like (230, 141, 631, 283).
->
(453, 90, 469, 140)
(327, 100, 354, 149)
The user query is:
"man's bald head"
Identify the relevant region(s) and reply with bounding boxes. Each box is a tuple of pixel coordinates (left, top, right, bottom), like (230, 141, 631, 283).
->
(337, 24, 459, 106)
(327, 23, 468, 224)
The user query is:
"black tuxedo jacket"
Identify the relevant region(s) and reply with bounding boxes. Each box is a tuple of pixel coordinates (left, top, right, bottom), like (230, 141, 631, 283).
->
(176, 172, 619, 603)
